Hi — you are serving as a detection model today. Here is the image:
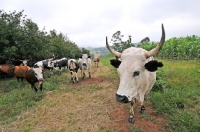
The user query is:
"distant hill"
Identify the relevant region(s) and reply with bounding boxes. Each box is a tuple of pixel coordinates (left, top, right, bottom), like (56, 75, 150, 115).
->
(87, 46, 110, 57)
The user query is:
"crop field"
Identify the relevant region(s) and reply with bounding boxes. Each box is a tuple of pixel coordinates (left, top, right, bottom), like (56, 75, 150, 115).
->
(0, 56, 200, 132)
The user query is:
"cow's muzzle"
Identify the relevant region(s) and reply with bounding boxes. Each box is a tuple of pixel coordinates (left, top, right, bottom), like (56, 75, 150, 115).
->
(38, 78, 43, 85)
(116, 94, 129, 103)
(82, 63, 87, 66)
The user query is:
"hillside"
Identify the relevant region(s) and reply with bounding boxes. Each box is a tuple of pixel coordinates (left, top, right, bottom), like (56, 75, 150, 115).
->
(87, 46, 110, 57)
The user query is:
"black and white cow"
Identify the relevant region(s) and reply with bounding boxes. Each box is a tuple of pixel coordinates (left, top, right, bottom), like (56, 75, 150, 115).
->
(50, 57, 68, 75)
(78, 54, 91, 80)
(68, 59, 79, 83)
(33, 58, 55, 75)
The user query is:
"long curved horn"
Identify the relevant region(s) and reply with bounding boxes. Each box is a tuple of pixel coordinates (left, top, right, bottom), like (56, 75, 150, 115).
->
(106, 36, 121, 58)
(146, 24, 165, 58)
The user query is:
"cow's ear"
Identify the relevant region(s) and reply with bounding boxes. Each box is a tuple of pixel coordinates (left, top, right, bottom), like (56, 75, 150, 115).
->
(88, 56, 91, 58)
(110, 59, 121, 68)
(144, 60, 163, 72)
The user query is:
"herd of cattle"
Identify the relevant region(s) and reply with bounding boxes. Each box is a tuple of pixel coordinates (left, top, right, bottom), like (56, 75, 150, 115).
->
(0, 54, 100, 92)
(1, 23, 166, 124)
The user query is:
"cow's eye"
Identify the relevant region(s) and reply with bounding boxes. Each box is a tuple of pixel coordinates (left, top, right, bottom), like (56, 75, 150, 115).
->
(133, 71, 140, 77)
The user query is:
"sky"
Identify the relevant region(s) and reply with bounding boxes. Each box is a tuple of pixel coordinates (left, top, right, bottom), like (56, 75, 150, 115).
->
(1, 0, 200, 48)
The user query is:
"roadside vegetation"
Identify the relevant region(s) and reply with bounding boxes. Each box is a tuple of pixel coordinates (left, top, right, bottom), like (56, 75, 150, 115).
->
(150, 59, 200, 131)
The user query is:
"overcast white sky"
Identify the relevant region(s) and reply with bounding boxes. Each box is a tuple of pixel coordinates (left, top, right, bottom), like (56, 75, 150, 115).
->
(1, 0, 200, 48)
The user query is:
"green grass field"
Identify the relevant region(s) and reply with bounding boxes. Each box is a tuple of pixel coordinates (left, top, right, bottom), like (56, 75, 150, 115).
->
(0, 57, 200, 131)
(150, 59, 200, 131)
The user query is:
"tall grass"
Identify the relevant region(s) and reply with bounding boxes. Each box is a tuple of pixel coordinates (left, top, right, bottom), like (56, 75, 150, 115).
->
(0, 70, 70, 125)
(150, 59, 200, 131)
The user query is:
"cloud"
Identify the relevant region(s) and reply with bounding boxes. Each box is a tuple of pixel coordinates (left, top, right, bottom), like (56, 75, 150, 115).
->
(1, 0, 200, 48)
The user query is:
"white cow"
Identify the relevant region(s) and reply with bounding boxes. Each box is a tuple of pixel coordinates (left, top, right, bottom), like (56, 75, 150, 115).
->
(106, 24, 165, 123)
(78, 54, 91, 79)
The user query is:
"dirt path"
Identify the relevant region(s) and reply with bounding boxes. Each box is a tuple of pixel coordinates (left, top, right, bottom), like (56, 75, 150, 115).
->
(2, 61, 166, 132)
(70, 62, 166, 132)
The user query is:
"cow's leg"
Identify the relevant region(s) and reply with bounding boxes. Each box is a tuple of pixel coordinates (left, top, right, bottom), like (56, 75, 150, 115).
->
(39, 83, 43, 91)
(139, 93, 146, 114)
(50, 69, 53, 76)
(32, 84, 38, 92)
(82, 69, 85, 80)
(70, 70, 73, 81)
(73, 72, 76, 83)
(129, 98, 136, 124)
(59, 67, 61, 75)
(88, 68, 91, 78)
(75, 72, 79, 83)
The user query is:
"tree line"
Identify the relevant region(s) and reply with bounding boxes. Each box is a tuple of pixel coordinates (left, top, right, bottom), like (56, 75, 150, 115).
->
(109, 29, 200, 60)
(0, 10, 90, 65)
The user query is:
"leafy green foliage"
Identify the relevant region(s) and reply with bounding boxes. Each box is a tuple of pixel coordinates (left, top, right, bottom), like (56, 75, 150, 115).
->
(109, 31, 134, 51)
(0, 10, 82, 64)
(140, 37, 150, 44)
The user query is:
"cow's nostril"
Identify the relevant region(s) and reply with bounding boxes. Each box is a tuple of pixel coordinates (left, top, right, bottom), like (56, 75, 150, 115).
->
(82, 63, 87, 66)
(38, 78, 43, 81)
(116, 94, 129, 103)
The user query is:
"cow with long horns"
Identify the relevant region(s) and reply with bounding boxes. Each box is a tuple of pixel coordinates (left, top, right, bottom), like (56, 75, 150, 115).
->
(106, 24, 165, 123)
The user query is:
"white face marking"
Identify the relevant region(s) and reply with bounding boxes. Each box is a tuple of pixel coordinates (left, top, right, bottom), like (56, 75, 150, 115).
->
(32, 67, 43, 83)
(82, 54, 88, 64)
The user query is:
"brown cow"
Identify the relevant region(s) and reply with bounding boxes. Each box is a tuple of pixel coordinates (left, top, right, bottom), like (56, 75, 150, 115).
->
(25, 67, 44, 92)
(0, 64, 14, 74)
(13, 66, 30, 82)
(93, 57, 100, 67)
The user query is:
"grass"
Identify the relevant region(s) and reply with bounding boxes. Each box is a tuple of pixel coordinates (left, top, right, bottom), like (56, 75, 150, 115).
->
(150, 59, 200, 131)
(0, 57, 200, 131)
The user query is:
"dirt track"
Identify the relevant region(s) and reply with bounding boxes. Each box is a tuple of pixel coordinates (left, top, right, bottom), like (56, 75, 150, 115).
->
(67, 62, 166, 132)
(1, 62, 166, 132)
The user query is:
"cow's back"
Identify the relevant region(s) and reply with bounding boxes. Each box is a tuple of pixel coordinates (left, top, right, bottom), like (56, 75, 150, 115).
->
(14, 66, 30, 78)
(0, 64, 14, 74)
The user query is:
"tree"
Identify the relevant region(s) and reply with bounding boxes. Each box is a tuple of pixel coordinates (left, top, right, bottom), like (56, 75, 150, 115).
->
(110, 31, 134, 51)
(0, 10, 82, 64)
(81, 48, 90, 55)
(140, 37, 150, 44)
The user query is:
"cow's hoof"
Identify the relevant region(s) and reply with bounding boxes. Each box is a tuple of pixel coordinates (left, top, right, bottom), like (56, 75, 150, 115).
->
(141, 109, 146, 114)
(73, 80, 75, 84)
(128, 116, 135, 124)
(141, 106, 146, 114)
